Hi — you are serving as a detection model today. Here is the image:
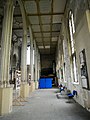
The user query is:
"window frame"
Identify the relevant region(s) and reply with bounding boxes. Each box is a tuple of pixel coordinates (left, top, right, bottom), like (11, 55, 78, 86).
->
(69, 10, 78, 83)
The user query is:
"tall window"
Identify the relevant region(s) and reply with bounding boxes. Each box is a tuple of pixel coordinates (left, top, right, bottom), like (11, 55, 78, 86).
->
(69, 11, 78, 83)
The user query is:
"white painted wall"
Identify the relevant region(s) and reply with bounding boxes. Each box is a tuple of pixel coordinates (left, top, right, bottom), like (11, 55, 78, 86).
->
(56, 10, 90, 109)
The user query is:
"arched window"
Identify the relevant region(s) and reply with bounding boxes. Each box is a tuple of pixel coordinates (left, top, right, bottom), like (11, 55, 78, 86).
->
(69, 11, 75, 54)
(69, 10, 78, 83)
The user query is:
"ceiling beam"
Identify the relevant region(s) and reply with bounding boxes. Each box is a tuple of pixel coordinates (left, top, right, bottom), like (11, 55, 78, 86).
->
(34, 30, 60, 33)
(35, 36, 50, 38)
(13, 12, 64, 17)
(12, 27, 30, 30)
(31, 23, 52, 25)
(27, 12, 64, 16)
(13, 14, 22, 17)
(23, 0, 35, 1)
(36, 0, 45, 48)
(12, 27, 23, 30)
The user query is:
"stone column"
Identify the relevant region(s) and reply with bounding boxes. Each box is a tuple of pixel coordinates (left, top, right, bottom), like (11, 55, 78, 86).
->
(37, 51, 41, 80)
(34, 40, 37, 81)
(0, 0, 14, 87)
(17, 0, 27, 83)
(17, 0, 29, 98)
(0, 0, 13, 115)
(34, 40, 38, 89)
(21, 31, 27, 83)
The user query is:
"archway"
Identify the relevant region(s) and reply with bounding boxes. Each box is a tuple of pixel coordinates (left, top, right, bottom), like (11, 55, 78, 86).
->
(11, 0, 28, 83)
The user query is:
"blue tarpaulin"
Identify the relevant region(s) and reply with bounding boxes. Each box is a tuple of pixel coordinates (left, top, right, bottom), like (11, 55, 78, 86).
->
(39, 78, 52, 89)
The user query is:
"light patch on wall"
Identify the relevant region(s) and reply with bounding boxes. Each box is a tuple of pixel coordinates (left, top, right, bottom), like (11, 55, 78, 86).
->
(52, 37, 57, 42)
(38, 46, 44, 49)
(86, 10, 90, 33)
(27, 46, 30, 65)
(45, 46, 50, 49)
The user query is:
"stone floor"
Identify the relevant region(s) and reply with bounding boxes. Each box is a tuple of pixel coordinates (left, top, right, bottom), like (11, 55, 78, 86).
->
(0, 89, 90, 120)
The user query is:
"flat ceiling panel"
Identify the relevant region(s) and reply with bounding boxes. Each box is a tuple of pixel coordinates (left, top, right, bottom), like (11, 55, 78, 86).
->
(44, 42, 50, 46)
(38, 46, 44, 49)
(53, 15, 63, 23)
(25, 1, 37, 13)
(34, 33, 42, 37)
(52, 23, 61, 31)
(43, 38, 50, 42)
(32, 25, 40, 32)
(40, 49, 50, 54)
(41, 16, 51, 24)
(52, 37, 58, 42)
(42, 25, 50, 31)
(43, 33, 50, 37)
(51, 46, 56, 48)
(37, 42, 43, 46)
(52, 42, 57, 45)
(45, 45, 50, 49)
(36, 38, 42, 42)
(52, 32, 60, 37)
(39, 0, 51, 13)
(29, 16, 39, 24)
(53, 0, 66, 13)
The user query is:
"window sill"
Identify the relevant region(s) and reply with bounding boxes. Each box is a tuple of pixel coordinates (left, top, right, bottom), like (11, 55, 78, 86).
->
(72, 82, 79, 85)
(64, 81, 67, 83)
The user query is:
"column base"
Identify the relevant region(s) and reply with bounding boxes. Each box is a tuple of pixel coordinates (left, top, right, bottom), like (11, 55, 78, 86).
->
(20, 83, 29, 98)
(29, 86, 32, 93)
(31, 81, 35, 92)
(0, 87, 13, 115)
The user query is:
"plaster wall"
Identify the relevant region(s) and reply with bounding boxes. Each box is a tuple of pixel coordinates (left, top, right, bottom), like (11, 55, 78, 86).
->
(56, 0, 90, 109)
(73, 11, 90, 107)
